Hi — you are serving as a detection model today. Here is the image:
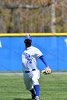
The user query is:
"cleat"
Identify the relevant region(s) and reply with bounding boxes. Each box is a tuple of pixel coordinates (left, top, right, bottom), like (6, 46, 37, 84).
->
(35, 96, 40, 100)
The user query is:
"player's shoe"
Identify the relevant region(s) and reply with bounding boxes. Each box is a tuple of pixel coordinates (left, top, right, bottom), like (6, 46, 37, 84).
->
(35, 96, 40, 100)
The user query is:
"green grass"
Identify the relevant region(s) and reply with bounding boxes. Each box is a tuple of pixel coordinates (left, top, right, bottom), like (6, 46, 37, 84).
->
(0, 73, 67, 100)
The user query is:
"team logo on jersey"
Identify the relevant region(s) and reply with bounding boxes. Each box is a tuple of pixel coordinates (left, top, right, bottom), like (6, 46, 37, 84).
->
(24, 53, 32, 64)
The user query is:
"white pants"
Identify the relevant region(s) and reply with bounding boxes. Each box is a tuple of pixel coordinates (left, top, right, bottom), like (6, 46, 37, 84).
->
(23, 70, 40, 90)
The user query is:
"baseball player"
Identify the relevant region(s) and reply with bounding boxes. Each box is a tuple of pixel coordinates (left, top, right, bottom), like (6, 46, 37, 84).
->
(22, 33, 49, 100)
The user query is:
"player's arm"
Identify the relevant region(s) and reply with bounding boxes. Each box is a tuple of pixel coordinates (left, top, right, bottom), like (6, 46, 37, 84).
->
(35, 48, 48, 67)
(26, 33, 31, 39)
(39, 55, 51, 74)
(39, 55, 48, 67)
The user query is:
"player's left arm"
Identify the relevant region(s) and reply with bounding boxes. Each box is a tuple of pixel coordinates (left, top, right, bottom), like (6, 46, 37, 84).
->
(39, 55, 51, 74)
(39, 55, 48, 67)
(35, 48, 49, 68)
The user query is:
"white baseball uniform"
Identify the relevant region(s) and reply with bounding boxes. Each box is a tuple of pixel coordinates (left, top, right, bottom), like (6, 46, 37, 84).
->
(22, 46, 43, 90)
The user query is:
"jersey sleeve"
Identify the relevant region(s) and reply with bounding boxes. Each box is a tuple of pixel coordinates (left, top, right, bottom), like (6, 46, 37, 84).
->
(35, 47, 43, 58)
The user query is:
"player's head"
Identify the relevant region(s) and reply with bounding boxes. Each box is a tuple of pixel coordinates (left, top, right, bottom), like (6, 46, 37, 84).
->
(24, 33, 32, 48)
(24, 38, 32, 47)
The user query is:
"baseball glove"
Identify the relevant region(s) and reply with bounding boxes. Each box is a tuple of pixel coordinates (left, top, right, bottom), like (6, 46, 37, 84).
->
(41, 66, 51, 74)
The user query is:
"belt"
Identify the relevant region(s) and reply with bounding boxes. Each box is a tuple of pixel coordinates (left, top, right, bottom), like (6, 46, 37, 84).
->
(25, 69, 36, 73)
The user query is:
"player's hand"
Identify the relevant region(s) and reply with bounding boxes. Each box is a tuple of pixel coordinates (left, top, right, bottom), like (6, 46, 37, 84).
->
(41, 66, 52, 74)
(26, 33, 30, 36)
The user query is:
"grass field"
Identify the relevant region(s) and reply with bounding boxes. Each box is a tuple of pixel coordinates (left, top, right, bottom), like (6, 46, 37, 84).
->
(0, 72, 67, 100)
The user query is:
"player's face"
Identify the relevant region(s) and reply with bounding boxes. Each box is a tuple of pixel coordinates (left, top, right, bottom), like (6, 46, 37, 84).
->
(25, 42, 31, 48)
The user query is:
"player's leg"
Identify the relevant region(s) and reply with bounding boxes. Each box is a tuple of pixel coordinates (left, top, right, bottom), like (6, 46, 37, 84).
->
(32, 81, 40, 100)
(30, 88, 36, 99)
(23, 73, 36, 99)
(32, 70, 40, 100)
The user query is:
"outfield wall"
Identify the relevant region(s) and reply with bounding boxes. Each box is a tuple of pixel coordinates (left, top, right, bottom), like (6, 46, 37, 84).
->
(0, 34, 67, 71)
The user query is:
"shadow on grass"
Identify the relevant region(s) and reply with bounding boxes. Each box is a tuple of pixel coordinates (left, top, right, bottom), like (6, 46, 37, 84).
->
(13, 98, 31, 100)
